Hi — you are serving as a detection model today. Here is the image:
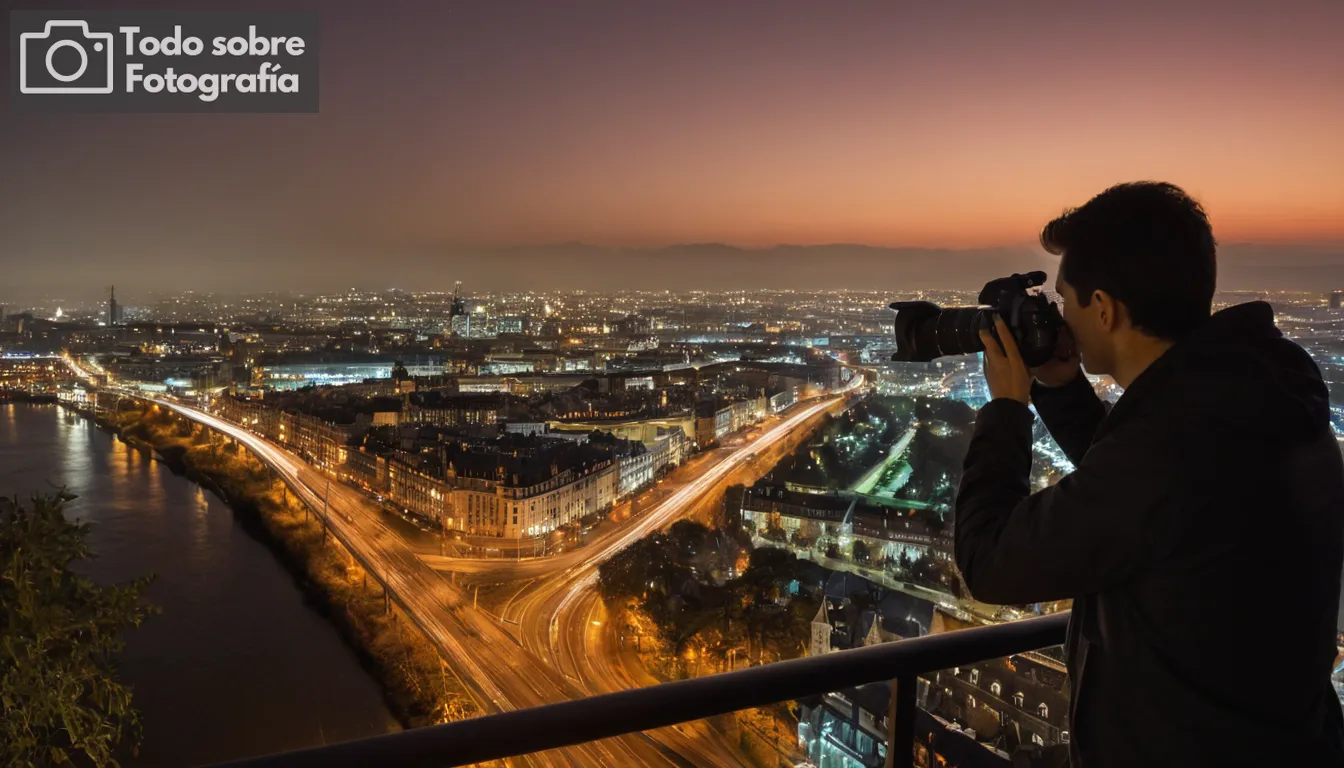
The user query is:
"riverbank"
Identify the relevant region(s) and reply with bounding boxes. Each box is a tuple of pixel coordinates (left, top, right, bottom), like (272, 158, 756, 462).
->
(0, 388, 58, 403)
(98, 404, 477, 732)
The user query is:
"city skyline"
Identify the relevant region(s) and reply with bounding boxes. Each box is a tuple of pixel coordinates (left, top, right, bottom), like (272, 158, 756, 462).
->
(3, 0, 1343, 295)
(7, 240, 1344, 303)
(4, 2, 1344, 766)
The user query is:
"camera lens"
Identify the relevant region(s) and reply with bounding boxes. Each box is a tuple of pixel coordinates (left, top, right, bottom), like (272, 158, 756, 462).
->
(933, 308, 989, 358)
(890, 273, 1062, 365)
(890, 304, 989, 362)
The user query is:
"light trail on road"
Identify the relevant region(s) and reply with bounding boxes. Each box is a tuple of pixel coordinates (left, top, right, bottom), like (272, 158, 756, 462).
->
(147, 397, 648, 767)
(130, 371, 863, 767)
(502, 383, 863, 766)
(153, 400, 514, 705)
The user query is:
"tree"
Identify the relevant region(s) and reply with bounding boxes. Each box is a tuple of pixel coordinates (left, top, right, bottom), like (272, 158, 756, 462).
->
(599, 534, 672, 602)
(0, 492, 157, 767)
(719, 485, 746, 532)
(668, 520, 710, 565)
(740, 547, 800, 605)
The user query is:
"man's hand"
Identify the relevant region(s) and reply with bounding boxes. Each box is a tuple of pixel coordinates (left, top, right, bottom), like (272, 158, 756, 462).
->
(978, 315, 1032, 405)
(1032, 323, 1082, 388)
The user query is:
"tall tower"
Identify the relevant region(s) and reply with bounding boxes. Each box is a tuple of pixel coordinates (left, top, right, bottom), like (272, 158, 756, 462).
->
(448, 281, 468, 337)
(1331, 291, 1342, 310)
(107, 286, 119, 326)
(450, 281, 466, 318)
(809, 600, 832, 657)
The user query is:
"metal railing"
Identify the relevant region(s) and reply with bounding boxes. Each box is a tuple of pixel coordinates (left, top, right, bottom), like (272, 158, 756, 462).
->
(213, 611, 1069, 768)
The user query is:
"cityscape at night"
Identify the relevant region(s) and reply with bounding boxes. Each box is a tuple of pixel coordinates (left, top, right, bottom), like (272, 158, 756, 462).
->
(3, 1, 1343, 767)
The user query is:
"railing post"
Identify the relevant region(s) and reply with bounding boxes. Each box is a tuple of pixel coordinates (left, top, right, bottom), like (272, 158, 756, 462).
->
(886, 674, 916, 768)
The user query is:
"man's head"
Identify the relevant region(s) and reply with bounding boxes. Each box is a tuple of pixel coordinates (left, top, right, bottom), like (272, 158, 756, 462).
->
(1041, 181, 1217, 378)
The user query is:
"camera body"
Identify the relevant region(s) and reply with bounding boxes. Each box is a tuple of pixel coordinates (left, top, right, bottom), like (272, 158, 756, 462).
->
(889, 271, 1063, 368)
(19, 20, 115, 95)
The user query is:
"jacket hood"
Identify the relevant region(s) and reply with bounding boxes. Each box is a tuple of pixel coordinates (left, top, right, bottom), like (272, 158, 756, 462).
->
(1159, 301, 1332, 440)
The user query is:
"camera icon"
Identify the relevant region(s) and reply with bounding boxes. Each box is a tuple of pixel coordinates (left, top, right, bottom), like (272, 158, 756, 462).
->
(19, 20, 114, 94)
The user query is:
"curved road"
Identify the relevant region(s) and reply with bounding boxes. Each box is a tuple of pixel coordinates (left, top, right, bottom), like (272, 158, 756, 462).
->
(146, 396, 665, 767)
(495, 384, 864, 765)
(118, 372, 861, 766)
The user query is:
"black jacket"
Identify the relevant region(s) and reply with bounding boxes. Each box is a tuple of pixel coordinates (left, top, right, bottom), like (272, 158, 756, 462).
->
(955, 302, 1344, 767)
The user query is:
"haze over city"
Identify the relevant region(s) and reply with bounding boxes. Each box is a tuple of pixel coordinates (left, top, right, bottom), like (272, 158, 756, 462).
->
(2, 0, 1342, 299)
(6, 2, 1344, 767)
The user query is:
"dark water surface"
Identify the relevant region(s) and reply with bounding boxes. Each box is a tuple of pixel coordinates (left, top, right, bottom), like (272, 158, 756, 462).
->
(0, 404, 399, 767)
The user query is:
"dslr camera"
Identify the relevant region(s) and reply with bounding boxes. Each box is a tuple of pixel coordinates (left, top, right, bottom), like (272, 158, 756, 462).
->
(889, 271, 1064, 368)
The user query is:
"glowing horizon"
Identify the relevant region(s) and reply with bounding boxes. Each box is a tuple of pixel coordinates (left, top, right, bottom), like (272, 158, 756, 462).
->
(1, 0, 1341, 294)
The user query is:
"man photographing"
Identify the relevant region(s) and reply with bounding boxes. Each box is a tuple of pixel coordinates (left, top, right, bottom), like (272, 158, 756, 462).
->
(955, 181, 1344, 766)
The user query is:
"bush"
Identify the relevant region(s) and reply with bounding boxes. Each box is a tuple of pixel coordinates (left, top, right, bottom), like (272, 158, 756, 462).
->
(0, 493, 158, 766)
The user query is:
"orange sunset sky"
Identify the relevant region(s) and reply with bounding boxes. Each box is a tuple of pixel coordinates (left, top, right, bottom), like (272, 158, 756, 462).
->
(1, 0, 1341, 293)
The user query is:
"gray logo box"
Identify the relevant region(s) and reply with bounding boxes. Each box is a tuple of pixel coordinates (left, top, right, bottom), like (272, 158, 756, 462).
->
(10, 10, 319, 113)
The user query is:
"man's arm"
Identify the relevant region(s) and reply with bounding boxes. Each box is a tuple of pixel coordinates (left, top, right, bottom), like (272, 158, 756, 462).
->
(1030, 371, 1106, 466)
(953, 398, 1185, 606)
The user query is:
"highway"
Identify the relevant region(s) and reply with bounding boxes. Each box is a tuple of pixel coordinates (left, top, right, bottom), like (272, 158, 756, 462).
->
(493, 392, 854, 764)
(429, 394, 851, 579)
(106, 368, 862, 766)
(148, 397, 677, 768)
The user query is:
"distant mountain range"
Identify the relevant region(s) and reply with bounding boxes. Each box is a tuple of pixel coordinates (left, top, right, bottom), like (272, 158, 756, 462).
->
(479, 242, 1051, 293)
(442, 241, 1344, 294)
(15, 240, 1344, 300)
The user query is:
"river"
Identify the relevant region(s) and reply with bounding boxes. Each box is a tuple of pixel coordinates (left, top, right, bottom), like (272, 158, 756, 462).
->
(0, 403, 399, 767)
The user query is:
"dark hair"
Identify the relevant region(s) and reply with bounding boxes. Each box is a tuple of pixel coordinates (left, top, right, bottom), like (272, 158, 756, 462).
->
(1041, 181, 1217, 339)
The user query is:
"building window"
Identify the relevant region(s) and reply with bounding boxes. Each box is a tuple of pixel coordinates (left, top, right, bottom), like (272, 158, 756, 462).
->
(1037, 703, 1049, 719)
(970, 669, 980, 685)
(1031, 733, 1044, 746)
(1061, 731, 1070, 744)
(990, 682, 1001, 697)
(1013, 692, 1025, 708)
(966, 695, 976, 710)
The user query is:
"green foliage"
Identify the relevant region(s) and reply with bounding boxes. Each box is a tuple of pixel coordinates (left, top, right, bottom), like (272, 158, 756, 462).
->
(598, 533, 674, 602)
(0, 492, 158, 767)
(667, 520, 709, 562)
(740, 547, 800, 604)
(720, 485, 746, 531)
